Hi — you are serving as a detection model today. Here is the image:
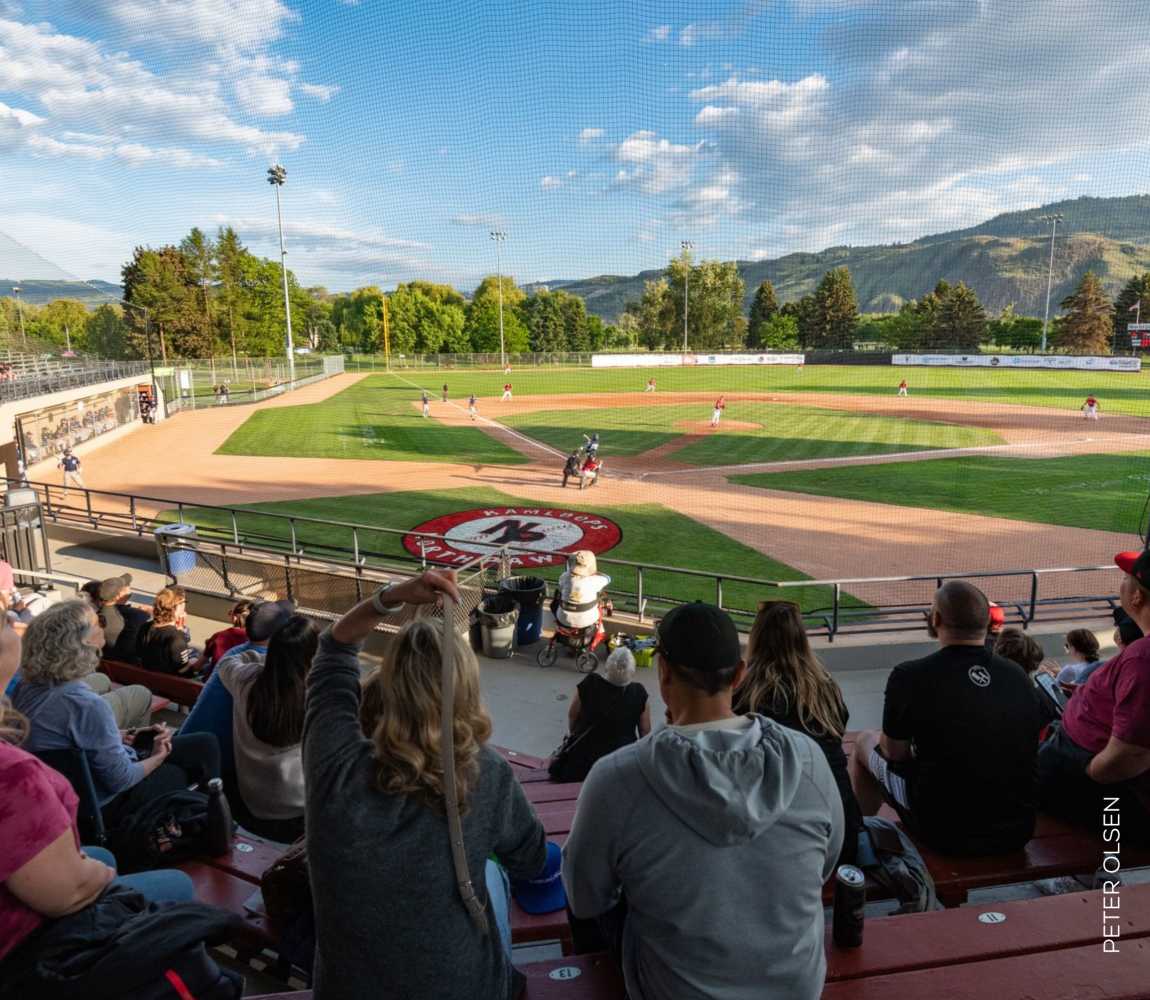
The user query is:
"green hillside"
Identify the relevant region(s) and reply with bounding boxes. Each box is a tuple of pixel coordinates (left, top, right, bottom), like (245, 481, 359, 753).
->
(546, 194, 1150, 321)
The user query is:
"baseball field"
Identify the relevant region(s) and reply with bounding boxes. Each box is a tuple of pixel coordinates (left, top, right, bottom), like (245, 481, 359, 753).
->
(70, 361, 1150, 618)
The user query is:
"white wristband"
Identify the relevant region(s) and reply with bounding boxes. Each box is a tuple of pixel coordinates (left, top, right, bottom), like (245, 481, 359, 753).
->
(371, 584, 402, 615)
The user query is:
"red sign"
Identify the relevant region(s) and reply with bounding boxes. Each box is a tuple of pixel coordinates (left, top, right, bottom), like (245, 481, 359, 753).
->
(403, 506, 623, 568)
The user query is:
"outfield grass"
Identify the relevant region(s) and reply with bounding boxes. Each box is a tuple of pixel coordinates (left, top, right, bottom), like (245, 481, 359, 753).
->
(366, 365, 1150, 415)
(504, 402, 1001, 464)
(216, 377, 527, 464)
(732, 452, 1150, 533)
(167, 486, 863, 616)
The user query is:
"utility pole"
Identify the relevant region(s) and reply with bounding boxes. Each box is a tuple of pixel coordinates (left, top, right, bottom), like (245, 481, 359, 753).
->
(267, 164, 296, 381)
(381, 293, 392, 369)
(11, 285, 26, 350)
(680, 241, 694, 351)
(1038, 213, 1063, 353)
(490, 230, 507, 368)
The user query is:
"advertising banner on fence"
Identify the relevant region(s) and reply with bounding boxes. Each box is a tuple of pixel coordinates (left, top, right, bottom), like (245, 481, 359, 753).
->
(892, 354, 1141, 372)
(591, 352, 805, 368)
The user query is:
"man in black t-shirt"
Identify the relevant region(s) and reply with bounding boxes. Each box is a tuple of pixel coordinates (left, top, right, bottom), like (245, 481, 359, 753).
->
(848, 580, 1039, 855)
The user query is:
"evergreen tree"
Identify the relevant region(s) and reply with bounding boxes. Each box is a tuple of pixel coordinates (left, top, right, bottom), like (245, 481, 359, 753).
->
(811, 267, 858, 348)
(936, 281, 987, 351)
(1057, 270, 1113, 354)
(747, 280, 779, 347)
(1113, 272, 1150, 351)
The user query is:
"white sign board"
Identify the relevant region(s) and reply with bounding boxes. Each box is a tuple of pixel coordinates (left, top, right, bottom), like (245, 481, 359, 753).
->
(892, 354, 1141, 372)
(591, 352, 805, 368)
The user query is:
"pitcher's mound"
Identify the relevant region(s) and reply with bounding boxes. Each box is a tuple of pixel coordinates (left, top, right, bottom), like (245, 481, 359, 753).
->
(674, 419, 761, 433)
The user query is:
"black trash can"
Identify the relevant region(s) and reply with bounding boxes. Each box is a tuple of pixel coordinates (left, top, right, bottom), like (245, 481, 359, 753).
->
(477, 594, 519, 659)
(498, 576, 547, 647)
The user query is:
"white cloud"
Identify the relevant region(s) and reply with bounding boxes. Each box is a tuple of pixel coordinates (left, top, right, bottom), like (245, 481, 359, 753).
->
(566, 169, 577, 178)
(578, 127, 603, 143)
(694, 105, 738, 126)
(1071, 172, 1092, 183)
(614, 130, 705, 194)
(213, 214, 429, 253)
(100, 0, 298, 53)
(0, 17, 304, 156)
(645, 25, 671, 42)
(451, 213, 504, 228)
(234, 75, 294, 116)
(298, 81, 339, 101)
(541, 175, 562, 189)
(679, 23, 722, 47)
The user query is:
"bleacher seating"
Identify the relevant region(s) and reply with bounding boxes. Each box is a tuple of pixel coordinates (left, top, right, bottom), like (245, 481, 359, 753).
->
(99, 657, 203, 708)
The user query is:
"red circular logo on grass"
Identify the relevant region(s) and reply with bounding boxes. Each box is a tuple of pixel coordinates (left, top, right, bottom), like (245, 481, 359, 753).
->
(403, 506, 623, 569)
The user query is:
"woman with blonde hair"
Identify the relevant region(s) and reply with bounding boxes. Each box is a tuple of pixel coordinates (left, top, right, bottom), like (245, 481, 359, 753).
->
(13, 600, 219, 826)
(304, 570, 546, 1000)
(0, 602, 193, 965)
(734, 599, 863, 864)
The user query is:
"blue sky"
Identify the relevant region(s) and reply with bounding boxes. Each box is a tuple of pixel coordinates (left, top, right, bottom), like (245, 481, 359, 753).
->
(1, 1, 1148, 292)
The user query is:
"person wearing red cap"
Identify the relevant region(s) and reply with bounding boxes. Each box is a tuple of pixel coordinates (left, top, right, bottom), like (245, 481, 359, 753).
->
(1038, 550, 1150, 841)
(984, 603, 1006, 655)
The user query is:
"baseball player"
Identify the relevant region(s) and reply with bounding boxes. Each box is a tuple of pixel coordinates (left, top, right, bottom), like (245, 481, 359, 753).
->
(897, 379, 909, 397)
(58, 448, 84, 495)
(421, 390, 430, 417)
(644, 378, 656, 393)
(501, 382, 513, 402)
(710, 395, 726, 428)
(468, 393, 478, 419)
(504, 364, 512, 375)
(582, 432, 600, 458)
(562, 450, 581, 487)
(441, 383, 449, 403)
(1082, 395, 1100, 420)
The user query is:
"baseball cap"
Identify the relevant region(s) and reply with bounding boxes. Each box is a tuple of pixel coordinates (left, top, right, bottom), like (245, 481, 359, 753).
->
(656, 601, 741, 673)
(511, 842, 567, 915)
(246, 599, 296, 643)
(569, 550, 597, 578)
(97, 574, 132, 603)
(1115, 550, 1150, 589)
(988, 604, 1005, 629)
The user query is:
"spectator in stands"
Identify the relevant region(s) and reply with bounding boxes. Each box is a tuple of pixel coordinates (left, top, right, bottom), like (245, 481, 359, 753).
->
(849, 581, 1039, 856)
(11, 601, 220, 825)
(1038, 551, 1150, 842)
(550, 646, 650, 783)
(104, 585, 150, 665)
(993, 627, 1060, 729)
(92, 574, 132, 652)
(1056, 628, 1103, 686)
(189, 600, 253, 679)
(734, 598, 863, 865)
(136, 586, 197, 676)
(984, 602, 1006, 654)
(0, 612, 194, 965)
(218, 614, 317, 842)
(180, 599, 297, 814)
(305, 570, 546, 1000)
(562, 601, 842, 1000)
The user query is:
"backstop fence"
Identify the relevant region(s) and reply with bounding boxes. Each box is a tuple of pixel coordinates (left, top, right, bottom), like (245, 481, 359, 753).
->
(9, 480, 1123, 641)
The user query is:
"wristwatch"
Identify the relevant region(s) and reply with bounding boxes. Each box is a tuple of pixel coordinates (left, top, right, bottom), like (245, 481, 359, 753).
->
(371, 583, 403, 614)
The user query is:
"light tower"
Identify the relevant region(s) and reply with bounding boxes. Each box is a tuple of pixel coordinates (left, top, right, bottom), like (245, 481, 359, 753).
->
(1038, 213, 1063, 353)
(267, 164, 295, 379)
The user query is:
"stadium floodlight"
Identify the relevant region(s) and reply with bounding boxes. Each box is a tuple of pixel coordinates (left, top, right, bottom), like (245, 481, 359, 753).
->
(490, 230, 507, 368)
(267, 164, 296, 380)
(680, 241, 694, 352)
(1038, 213, 1064, 353)
(10, 284, 26, 350)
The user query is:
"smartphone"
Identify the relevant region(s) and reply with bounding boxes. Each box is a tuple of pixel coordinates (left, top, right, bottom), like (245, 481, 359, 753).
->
(133, 729, 157, 758)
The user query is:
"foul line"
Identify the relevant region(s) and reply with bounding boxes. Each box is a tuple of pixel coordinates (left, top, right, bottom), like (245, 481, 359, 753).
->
(637, 434, 1150, 480)
(385, 370, 567, 460)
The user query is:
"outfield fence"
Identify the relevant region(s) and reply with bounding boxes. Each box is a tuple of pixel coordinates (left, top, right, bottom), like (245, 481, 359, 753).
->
(8, 479, 1123, 640)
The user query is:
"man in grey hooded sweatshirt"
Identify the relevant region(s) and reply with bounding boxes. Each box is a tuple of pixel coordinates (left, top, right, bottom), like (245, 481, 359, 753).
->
(561, 601, 843, 1000)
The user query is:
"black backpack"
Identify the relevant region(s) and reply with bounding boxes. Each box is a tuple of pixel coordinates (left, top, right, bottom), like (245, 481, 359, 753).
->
(108, 789, 216, 873)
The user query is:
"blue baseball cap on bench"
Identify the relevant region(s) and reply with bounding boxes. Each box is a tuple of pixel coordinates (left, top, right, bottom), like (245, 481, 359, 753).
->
(511, 841, 567, 915)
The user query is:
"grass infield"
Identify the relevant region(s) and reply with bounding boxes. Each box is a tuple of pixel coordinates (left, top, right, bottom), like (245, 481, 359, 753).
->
(168, 486, 864, 616)
(732, 452, 1150, 534)
(503, 403, 1001, 465)
(216, 377, 527, 464)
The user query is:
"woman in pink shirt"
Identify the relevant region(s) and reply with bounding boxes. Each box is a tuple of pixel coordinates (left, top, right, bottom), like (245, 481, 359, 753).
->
(0, 600, 193, 964)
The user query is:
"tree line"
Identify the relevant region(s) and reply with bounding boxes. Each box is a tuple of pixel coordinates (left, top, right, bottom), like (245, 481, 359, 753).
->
(0, 233, 1145, 359)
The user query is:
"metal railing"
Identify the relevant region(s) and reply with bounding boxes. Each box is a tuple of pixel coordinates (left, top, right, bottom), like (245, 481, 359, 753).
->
(11, 479, 1123, 640)
(0, 360, 152, 402)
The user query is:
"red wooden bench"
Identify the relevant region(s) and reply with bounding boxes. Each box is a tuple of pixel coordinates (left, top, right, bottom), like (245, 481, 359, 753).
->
(99, 658, 204, 708)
